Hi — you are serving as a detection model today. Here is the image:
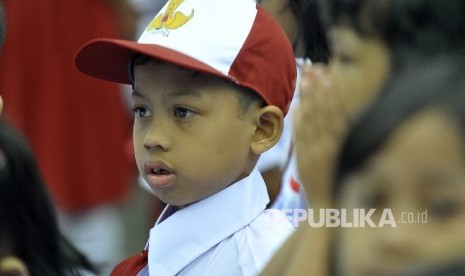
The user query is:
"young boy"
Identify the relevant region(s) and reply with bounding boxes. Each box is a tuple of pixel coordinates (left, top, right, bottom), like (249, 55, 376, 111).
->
(75, 0, 296, 275)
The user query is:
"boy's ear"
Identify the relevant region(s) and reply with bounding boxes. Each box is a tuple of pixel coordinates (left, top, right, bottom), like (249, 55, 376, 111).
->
(251, 105, 284, 154)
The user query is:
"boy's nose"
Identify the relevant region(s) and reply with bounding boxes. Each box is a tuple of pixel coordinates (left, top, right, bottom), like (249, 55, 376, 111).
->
(143, 120, 172, 152)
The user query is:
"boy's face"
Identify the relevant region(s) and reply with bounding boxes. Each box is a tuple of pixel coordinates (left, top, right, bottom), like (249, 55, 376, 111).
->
(336, 110, 465, 275)
(328, 26, 391, 119)
(132, 61, 259, 207)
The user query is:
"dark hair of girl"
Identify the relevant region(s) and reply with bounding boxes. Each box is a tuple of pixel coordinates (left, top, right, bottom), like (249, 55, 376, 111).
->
(299, 0, 330, 62)
(317, 0, 465, 67)
(0, 119, 97, 275)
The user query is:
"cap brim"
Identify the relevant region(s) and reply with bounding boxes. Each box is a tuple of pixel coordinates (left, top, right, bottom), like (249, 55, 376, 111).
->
(75, 38, 228, 84)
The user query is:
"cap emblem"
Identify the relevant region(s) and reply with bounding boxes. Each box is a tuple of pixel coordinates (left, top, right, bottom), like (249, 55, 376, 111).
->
(146, 0, 194, 37)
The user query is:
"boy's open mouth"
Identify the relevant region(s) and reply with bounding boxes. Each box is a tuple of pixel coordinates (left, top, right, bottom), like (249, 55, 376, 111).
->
(153, 168, 171, 175)
(144, 162, 176, 189)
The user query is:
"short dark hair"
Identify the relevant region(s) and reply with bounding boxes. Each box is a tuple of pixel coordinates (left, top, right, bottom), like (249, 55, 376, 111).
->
(386, 0, 465, 65)
(318, 0, 465, 63)
(299, 0, 330, 62)
(130, 54, 265, 116)
(232, 83, 265, 116)
(318, 0, 391, 38)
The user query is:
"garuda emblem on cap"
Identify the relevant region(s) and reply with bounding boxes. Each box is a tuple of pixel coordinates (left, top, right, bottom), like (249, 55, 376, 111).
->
(146, 0, 194, 37)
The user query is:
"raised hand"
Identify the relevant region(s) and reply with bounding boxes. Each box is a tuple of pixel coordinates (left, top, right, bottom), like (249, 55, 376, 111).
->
(293, 63, 349, 208)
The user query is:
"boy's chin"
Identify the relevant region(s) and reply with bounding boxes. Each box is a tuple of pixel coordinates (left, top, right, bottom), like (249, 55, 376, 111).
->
(156, 177, 243, 207)
(159, 195, 202, 208)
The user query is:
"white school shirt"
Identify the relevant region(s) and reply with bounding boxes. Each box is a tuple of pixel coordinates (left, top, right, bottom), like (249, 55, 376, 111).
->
(137, 168, 294, 276)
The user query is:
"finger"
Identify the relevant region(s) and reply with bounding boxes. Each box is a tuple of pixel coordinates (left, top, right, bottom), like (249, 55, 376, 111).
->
(313, 71, 335, 141)
(297, 66, 320, 140)
(293, 105, 311, 150)
(299, 64, 315, 106)
(325, 78, 350, 139)
(299, 64, 329, 141)
(299, 63, 326, 105)
(308, 64, 330, 137)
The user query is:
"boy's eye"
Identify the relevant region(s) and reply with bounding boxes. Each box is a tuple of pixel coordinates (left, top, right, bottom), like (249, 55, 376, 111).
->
(133, 106, 151, 119)
(173, 107, 195, 119)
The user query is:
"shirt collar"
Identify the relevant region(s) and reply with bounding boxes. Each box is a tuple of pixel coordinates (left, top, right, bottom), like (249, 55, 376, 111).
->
(147, 168, 269, 275)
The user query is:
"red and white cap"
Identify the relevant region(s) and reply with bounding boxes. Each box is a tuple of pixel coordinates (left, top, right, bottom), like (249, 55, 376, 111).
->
(75, 0, 296, 115)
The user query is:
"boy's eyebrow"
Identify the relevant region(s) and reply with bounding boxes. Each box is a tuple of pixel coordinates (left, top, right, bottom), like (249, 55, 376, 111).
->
(131, 89, 204, 100)
(167, 90, 203, 99)
(131, 89, 146, 99)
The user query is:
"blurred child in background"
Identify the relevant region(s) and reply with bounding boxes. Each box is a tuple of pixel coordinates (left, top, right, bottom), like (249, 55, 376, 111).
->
(263, 53, 465, 276)
(0, 3, 96, 275)
(0, 1, 137, 274)
(295, 0, 465, 218)
(334, 54, 465, 276)
(0, 118, 97, 276)
(262, 0, 465, 274)
(257, 0, 329, 209)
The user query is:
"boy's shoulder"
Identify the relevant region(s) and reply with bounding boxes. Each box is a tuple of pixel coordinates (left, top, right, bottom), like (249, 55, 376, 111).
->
(234, 208, 294, 267)
(227, 207, 294, 249)
(178, 209, 293, 276)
